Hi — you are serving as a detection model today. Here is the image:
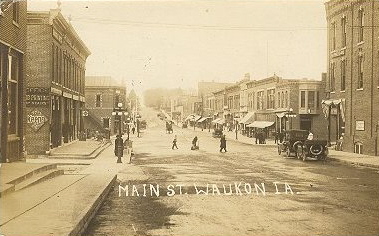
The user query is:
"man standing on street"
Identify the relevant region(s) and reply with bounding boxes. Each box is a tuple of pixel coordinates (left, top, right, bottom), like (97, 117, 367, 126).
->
(172, 135, 178, 149)
(220, 135, 227, 152)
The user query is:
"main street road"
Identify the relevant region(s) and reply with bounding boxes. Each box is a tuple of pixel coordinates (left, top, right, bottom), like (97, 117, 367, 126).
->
(86, 108, 379, 236)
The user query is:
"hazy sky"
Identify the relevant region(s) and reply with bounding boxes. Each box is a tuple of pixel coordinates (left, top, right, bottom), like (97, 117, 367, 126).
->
(29, 0, 327, 95)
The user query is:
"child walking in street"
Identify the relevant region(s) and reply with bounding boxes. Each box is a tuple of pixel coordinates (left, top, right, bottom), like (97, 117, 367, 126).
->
(172, 135, 178, 149)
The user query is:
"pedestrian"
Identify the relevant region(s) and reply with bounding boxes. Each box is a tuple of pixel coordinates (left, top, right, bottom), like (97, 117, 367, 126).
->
(254, 130, 258, 144)
(220, 134, 227, 152)
(132, 126, 135, 134)
(114, 134, 124, 157)
(274, 131, 278, 144)
(172, 135, 178, 149)
(191, 136, 198, 150)
(279, 131, 284, 143)
(307, 131, 314, 140)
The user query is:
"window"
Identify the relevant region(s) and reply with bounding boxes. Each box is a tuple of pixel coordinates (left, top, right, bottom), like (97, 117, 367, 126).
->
(8, 56, 19, 135)
(316, 91, 320, 109)
(330, 62, 335, 92)
(340, 60, 346, 91)
(358, 8, 364, 43)
(308, 91, 315, 109)
(95, 94, 102, 107)
(341, 16, 347, 47)
(277, 92, 281, 108)
(103, 118, 110, 129)
(354, 142, 363, 154)
(300, 91, 306, 108)
(257, 91, 264, 110)
(12, 1, 19, 23)
(331, 22, 336, 51)
(285, 91, 288, 108)
(267, 89, 275, 109)
(281, 92, 284, 108)
(358, 52, 363, 89)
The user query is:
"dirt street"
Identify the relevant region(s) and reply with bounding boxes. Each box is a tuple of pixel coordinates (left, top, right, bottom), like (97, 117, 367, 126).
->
(86, 108, 379, 236)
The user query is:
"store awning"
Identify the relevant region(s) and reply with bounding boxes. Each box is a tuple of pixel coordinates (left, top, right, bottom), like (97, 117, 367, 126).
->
(193, 115, 202, 122)
(212, 118, 221, 123)
(322, 99, 342, 106)
(184, 114, 194, 121)
(198, 117, 211, 123)
(239, 112, 255, 124)
(216, 118, 226, 125)
(247, 121, 275, 128)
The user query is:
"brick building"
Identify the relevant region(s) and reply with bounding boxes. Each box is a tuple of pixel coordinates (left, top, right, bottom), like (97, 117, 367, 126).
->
(325, 0, 379, 155)
(25, 9, 90, 155)
(84, 76, 127, 136)
(0, 0, 27, 162)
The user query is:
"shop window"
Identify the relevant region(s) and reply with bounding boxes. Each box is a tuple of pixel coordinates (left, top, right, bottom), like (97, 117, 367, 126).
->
(316, 91, 320, 109)
(8, 56, 19, 135)
(354, 142, 363, 154)
(300, 91, 306, 108)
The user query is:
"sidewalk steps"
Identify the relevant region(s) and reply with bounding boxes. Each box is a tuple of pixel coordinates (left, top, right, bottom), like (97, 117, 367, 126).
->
(0, 164, 58, 198)
(15, 169, 64, 191)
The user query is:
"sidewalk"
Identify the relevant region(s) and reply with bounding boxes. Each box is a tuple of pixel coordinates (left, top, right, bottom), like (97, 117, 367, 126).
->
(0, 142, 145, 235)
(47, 139, 111, 159)
(328, 149, 379, 168)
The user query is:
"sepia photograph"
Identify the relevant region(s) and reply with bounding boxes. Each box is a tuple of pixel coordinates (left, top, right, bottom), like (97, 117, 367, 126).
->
(0, 0, 378, 235)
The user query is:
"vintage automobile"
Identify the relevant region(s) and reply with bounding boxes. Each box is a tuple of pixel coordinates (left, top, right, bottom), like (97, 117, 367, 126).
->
(139, 120, 147, 130)
(296, 139, 328, 161)
(278, 129, 309, 157)
(212, 129, 223, 138)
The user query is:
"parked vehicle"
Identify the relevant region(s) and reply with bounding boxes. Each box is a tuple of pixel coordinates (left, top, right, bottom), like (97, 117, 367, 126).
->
(278, 130, 309, 157)
(296, 140, 328, 161)
(140, 120, 147, 130)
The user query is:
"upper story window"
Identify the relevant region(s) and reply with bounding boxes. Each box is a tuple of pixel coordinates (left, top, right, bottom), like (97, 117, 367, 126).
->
(95, 94, 102, 107)
(358, 52, 364, 89)
(316, 91, 320, 109)
(8, 55, 19, 135)
(267, 89, 275, 109)
(257, 91, 264, 110)
(358, 7, 364, 43)
(340, 59, 346, 91)
(308, 91, 315, 109)
(12, 1, 19, 24)
(341, 16, 347, 47)
(285, 91, 288, 108)
(331, 22, 336, 51)
(277, 92, 281, 108)
(300, 91, 306, 108)
(330, 62, 335, 92)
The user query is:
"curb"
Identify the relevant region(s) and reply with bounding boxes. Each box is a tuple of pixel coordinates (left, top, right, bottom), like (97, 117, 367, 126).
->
(69, 175, 117, 236)
(329, 157, 379, 169)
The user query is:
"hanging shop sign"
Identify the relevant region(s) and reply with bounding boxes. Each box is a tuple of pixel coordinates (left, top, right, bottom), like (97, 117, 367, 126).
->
(27, 110, 48, 131)
(26, 87, 50, 107)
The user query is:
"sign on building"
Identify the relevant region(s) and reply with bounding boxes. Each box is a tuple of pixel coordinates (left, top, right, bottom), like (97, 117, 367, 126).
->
(26, 87, 50, 107)
(355, 120, 365, 131)
(27, 110, 48, 131)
